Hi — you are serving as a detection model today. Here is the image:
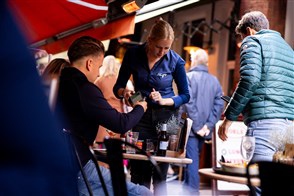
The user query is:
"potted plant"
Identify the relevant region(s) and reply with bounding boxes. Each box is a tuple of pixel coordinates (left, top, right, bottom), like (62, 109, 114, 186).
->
(271, 125, 294, 164)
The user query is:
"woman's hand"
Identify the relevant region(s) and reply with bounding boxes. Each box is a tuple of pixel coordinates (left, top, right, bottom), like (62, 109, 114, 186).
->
(149, 88, 174, 106)
(149, 88, 162, 102)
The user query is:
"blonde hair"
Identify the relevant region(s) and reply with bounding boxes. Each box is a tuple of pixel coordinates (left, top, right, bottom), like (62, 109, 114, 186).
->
(148, 19, 174, 41)
(101, 55, 119, 77)
(191, 49, 208, 67)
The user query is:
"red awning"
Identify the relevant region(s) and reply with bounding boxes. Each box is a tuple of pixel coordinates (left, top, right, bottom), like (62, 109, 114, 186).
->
(8, 0, 135, 54)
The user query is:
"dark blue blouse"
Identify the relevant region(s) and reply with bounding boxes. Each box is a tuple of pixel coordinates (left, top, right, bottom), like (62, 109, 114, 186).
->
(113, 44, 190, 108)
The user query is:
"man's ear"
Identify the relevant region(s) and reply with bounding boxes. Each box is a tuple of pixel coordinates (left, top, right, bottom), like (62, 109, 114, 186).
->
(85, 59, 93, 71)
(246, 27, 256, 36)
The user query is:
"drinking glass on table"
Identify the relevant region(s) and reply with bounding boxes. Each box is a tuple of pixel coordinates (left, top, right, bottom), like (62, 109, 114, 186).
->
(126, 131, 139, 154)
(240, 135, 255, 165)
(168, 135, 178, 151)
(146, 139, 155, 154)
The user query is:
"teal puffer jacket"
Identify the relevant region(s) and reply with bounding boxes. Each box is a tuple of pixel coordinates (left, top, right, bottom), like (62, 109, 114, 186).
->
(225, 29, 294, 125)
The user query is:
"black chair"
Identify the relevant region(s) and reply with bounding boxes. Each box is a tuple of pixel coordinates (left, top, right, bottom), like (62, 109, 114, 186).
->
(246, 161, 294, 196)
(103, 138, 128, 196)
(63, 129, 109, 196)
(93, 137, 163, 196)
(64, 131, 162, 196)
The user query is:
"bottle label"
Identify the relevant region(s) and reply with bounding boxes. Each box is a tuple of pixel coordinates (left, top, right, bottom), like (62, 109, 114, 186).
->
(159, 141, 168, 150)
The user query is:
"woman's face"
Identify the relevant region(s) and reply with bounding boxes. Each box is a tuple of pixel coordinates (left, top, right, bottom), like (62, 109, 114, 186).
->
(148, 39, 173, 59)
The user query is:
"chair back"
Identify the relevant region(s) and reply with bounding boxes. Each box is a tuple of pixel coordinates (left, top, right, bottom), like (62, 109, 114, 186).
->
(104, 138, 128, 196)
(259, 161, 294, 195)
(247, 161, 294, 196)
(93, 137, 162, 195)
(63, 129, 109, 196)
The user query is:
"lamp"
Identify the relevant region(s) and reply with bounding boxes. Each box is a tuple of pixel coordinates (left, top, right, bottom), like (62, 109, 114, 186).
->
(183, 46, 200, 54)
(122, 0, 147, 14)
(107, 0, 147, 21)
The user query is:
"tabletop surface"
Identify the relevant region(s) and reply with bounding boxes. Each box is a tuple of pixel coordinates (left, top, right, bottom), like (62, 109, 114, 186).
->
(123, 153, 193, 164)
(93, 149, 192, 164)
(199, 168, 260, 186)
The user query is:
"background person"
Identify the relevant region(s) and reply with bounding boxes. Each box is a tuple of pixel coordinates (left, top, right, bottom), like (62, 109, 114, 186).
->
(0, 1, 78, 194)
(55, 36, 151, 196)
(180, 48, 224, 194)
(218, 11, 294, 164)
(113, 19, 190, 193)
(42, 58, 69, 82)
(94, 55, 124, 142)
(41, 58, 70, 110)
(34, 48, 52, 75)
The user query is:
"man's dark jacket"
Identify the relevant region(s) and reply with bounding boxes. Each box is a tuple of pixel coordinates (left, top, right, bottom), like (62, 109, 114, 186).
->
(56, 67, 145, 166)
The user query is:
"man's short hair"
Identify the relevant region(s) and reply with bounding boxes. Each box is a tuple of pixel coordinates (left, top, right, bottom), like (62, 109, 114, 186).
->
(235, 11, 269, 35)
(67, 36, 105, 63)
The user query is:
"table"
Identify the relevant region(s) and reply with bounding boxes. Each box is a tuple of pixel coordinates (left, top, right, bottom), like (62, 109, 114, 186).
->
(199, 168, 260, 186)
(93, 149, 192, 165)
(123, 153, 192, 165)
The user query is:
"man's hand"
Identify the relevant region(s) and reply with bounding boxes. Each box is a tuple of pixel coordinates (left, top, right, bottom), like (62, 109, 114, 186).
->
(197, 125, 210, 137)
(218, 118, 232, 141)
(133, 99, 147, 112)
(119, 88, 135, 106)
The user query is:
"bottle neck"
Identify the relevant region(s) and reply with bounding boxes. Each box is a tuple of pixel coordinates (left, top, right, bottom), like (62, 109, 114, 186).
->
(161, 124, 167, 132)
(160, 130, 167, 137)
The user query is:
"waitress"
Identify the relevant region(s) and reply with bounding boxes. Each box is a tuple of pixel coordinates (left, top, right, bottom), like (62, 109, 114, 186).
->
(113, 18, 190, 194)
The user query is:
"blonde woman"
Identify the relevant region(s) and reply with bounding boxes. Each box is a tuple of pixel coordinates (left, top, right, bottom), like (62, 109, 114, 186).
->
(95, 55, 124, 142)
(113, 19, 190, 194)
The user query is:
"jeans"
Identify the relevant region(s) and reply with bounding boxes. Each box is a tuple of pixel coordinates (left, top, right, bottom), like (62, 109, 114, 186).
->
(77, 160, 152, 196)
(247, 119, 293, 163)
(184, 134, 205, 194)
(247, 118, 293, 196)
(130, 160, 169, 195)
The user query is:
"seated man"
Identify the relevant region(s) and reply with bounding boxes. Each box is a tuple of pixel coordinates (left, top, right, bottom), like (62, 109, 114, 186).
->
(56, 36, 151, 196)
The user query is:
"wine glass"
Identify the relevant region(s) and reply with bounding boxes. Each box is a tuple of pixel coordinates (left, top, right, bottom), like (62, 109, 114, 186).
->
(240, 135, 255, 166)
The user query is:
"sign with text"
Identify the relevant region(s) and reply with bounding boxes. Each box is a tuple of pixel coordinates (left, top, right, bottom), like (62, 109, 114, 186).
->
(215, 120, 248, 191)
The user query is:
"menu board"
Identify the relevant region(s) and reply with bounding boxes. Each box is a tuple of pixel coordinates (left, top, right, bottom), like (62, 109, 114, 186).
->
(215, 120, 249, 191)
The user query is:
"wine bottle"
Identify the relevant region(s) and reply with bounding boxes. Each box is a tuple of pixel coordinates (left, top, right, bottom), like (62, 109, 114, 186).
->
(157, 123, 169, 156)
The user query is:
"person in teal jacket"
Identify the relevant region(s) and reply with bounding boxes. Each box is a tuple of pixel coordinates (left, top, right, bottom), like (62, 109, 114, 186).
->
(218, 11, 294, 163)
